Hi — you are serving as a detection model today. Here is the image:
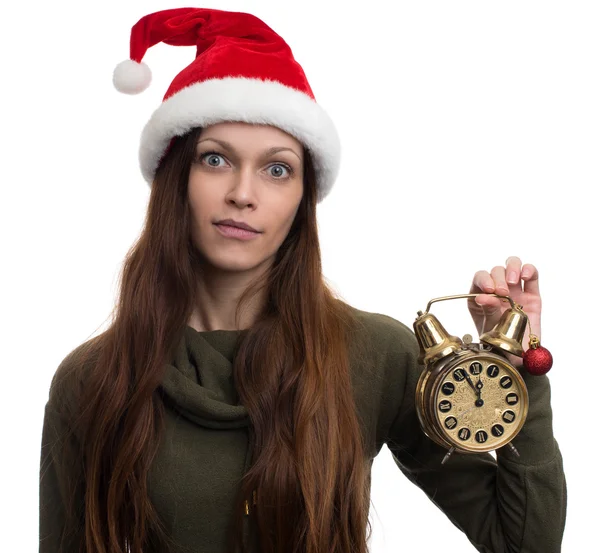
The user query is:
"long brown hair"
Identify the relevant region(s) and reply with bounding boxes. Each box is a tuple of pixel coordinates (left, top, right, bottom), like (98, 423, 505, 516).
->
(54, 125, 373, 553)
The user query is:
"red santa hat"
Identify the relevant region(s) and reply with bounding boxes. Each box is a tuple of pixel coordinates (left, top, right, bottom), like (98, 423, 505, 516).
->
(113, 7, 341, 204)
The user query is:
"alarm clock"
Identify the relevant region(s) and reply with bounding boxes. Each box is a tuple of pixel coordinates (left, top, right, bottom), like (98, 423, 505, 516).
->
(413, 293, 531, 463)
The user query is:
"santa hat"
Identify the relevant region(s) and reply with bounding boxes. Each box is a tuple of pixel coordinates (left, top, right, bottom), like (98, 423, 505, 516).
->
(113, 7, 341, 204)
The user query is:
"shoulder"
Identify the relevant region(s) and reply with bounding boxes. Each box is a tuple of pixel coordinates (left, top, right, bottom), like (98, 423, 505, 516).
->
(46, 332, 104, 417)
(343, 302, 420, 362)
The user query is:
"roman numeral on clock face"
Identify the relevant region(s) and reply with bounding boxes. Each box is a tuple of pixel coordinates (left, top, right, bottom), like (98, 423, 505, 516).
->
(441, 382, 455, 395)
(444, 416, 458, 429)
(439, 400, 452, 412)
(453, 368, 466, 382)
(502, 410, 516, 423)
(458, 428, 471, 441)
(475, 430, 488, 443)
(469, 362, 482, 375)
(506, 393, 519, 405)
(492, 424, 504, 437)
(486, 364, 499, 378)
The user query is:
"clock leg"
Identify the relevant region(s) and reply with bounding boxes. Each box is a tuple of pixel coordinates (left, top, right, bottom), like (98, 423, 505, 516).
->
(441, 446, 456, 465)
(505, 442, 520, 458)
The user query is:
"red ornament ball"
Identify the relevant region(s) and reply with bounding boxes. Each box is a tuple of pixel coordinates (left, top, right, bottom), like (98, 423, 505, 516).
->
(523, 345, 553, 375)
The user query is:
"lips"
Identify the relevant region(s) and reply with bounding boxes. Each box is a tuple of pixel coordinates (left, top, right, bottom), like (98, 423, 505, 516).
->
(214, 219, 260, 232)
(214, 223, 261, 240)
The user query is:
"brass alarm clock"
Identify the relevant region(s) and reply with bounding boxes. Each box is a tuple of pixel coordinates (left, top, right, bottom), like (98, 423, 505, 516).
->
(414, 293, 530, 464)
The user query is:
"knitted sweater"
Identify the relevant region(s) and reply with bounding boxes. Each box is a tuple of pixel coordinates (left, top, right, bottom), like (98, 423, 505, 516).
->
(39, 305, 567, 552)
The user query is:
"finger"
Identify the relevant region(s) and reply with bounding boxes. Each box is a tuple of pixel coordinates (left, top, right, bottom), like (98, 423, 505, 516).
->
(470, 270, 495, 293)
(469, 270, 495, 305)
(505, 256, 523, 286)
(475, 265, 511, 310)
(522, 263, 540, 296)
(491, 265, 510, 295)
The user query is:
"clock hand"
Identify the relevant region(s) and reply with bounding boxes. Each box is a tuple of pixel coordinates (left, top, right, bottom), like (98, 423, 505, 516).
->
(474, 375, 484, 406)
(464, 374, 485, 406)
(465, 374, 479, 396)
(457, 404, 477, 420)
(476, 375, 483, 397)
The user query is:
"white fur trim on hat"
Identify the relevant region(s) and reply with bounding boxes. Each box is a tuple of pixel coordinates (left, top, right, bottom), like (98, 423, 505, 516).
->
(138, 77, 341, 203)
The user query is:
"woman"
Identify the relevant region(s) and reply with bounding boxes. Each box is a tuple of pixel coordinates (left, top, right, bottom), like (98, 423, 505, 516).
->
(39, 7, 566, 553)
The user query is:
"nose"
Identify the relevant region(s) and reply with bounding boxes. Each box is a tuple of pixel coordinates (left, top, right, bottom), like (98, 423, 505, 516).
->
(225, 168, 257, 207)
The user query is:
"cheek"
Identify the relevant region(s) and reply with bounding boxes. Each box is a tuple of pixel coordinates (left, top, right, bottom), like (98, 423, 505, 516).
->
(188, 203, 216, 250)
(284, 197, 302, 231)
(188, 182, 217, 223)
(269, 199, 300, 236)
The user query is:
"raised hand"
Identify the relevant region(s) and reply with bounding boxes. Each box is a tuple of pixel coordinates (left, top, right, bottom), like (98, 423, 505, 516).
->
(467, 256, 542, 368)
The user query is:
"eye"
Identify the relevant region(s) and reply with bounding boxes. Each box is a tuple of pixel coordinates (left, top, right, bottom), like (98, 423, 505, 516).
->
(267, 163, 293, 179)
(198, 151, 228, 168)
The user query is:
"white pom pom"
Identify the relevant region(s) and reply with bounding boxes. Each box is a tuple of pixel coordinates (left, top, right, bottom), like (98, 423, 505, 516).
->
(113, 59, 152, 94)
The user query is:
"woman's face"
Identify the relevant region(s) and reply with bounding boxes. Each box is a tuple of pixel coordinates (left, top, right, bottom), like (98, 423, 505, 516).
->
(188, 122, 304, 276)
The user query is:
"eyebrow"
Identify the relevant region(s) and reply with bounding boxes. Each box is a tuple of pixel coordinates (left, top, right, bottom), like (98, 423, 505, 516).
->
(197, 138, 302, 161)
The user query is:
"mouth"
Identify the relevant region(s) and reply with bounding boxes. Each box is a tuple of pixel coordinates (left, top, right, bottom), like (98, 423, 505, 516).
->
(214, 219, 261, 233)
(214, 223, 261, 239)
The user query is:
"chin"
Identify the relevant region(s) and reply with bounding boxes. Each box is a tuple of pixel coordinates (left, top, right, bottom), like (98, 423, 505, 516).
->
(202, 252, 268, 273)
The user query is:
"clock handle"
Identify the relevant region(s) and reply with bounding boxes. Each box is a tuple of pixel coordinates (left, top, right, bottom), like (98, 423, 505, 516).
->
(416, 293, 530, 359)
(421, 293, 520, 315)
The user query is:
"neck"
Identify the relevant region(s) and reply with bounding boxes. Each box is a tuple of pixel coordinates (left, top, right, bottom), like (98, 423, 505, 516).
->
(188, 265, 269, 331)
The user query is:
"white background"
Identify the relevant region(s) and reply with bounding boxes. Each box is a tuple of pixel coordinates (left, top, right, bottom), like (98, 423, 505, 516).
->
(1, 1, 598, 551)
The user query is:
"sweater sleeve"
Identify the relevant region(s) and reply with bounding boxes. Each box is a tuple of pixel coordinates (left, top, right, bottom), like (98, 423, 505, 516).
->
(39, 360, 86, 552)
(383, 319, 567, 553)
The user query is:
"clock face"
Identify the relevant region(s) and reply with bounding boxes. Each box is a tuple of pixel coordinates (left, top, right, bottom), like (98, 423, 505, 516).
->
(434, 357, 527, 451)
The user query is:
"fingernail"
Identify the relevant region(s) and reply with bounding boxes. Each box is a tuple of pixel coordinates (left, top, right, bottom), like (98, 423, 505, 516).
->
(522, 269, 530, 278)
(507, 271, 518, 284)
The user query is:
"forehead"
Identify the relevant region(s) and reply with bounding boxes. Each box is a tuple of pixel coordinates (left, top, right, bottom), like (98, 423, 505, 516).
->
(198, 122, 303, 153)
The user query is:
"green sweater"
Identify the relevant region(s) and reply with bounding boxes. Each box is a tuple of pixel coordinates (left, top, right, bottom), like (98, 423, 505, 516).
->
(39, 305, 567, 552)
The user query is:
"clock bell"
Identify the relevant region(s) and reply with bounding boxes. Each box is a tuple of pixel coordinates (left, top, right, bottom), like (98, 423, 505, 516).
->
(413, 293, 531, 464)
